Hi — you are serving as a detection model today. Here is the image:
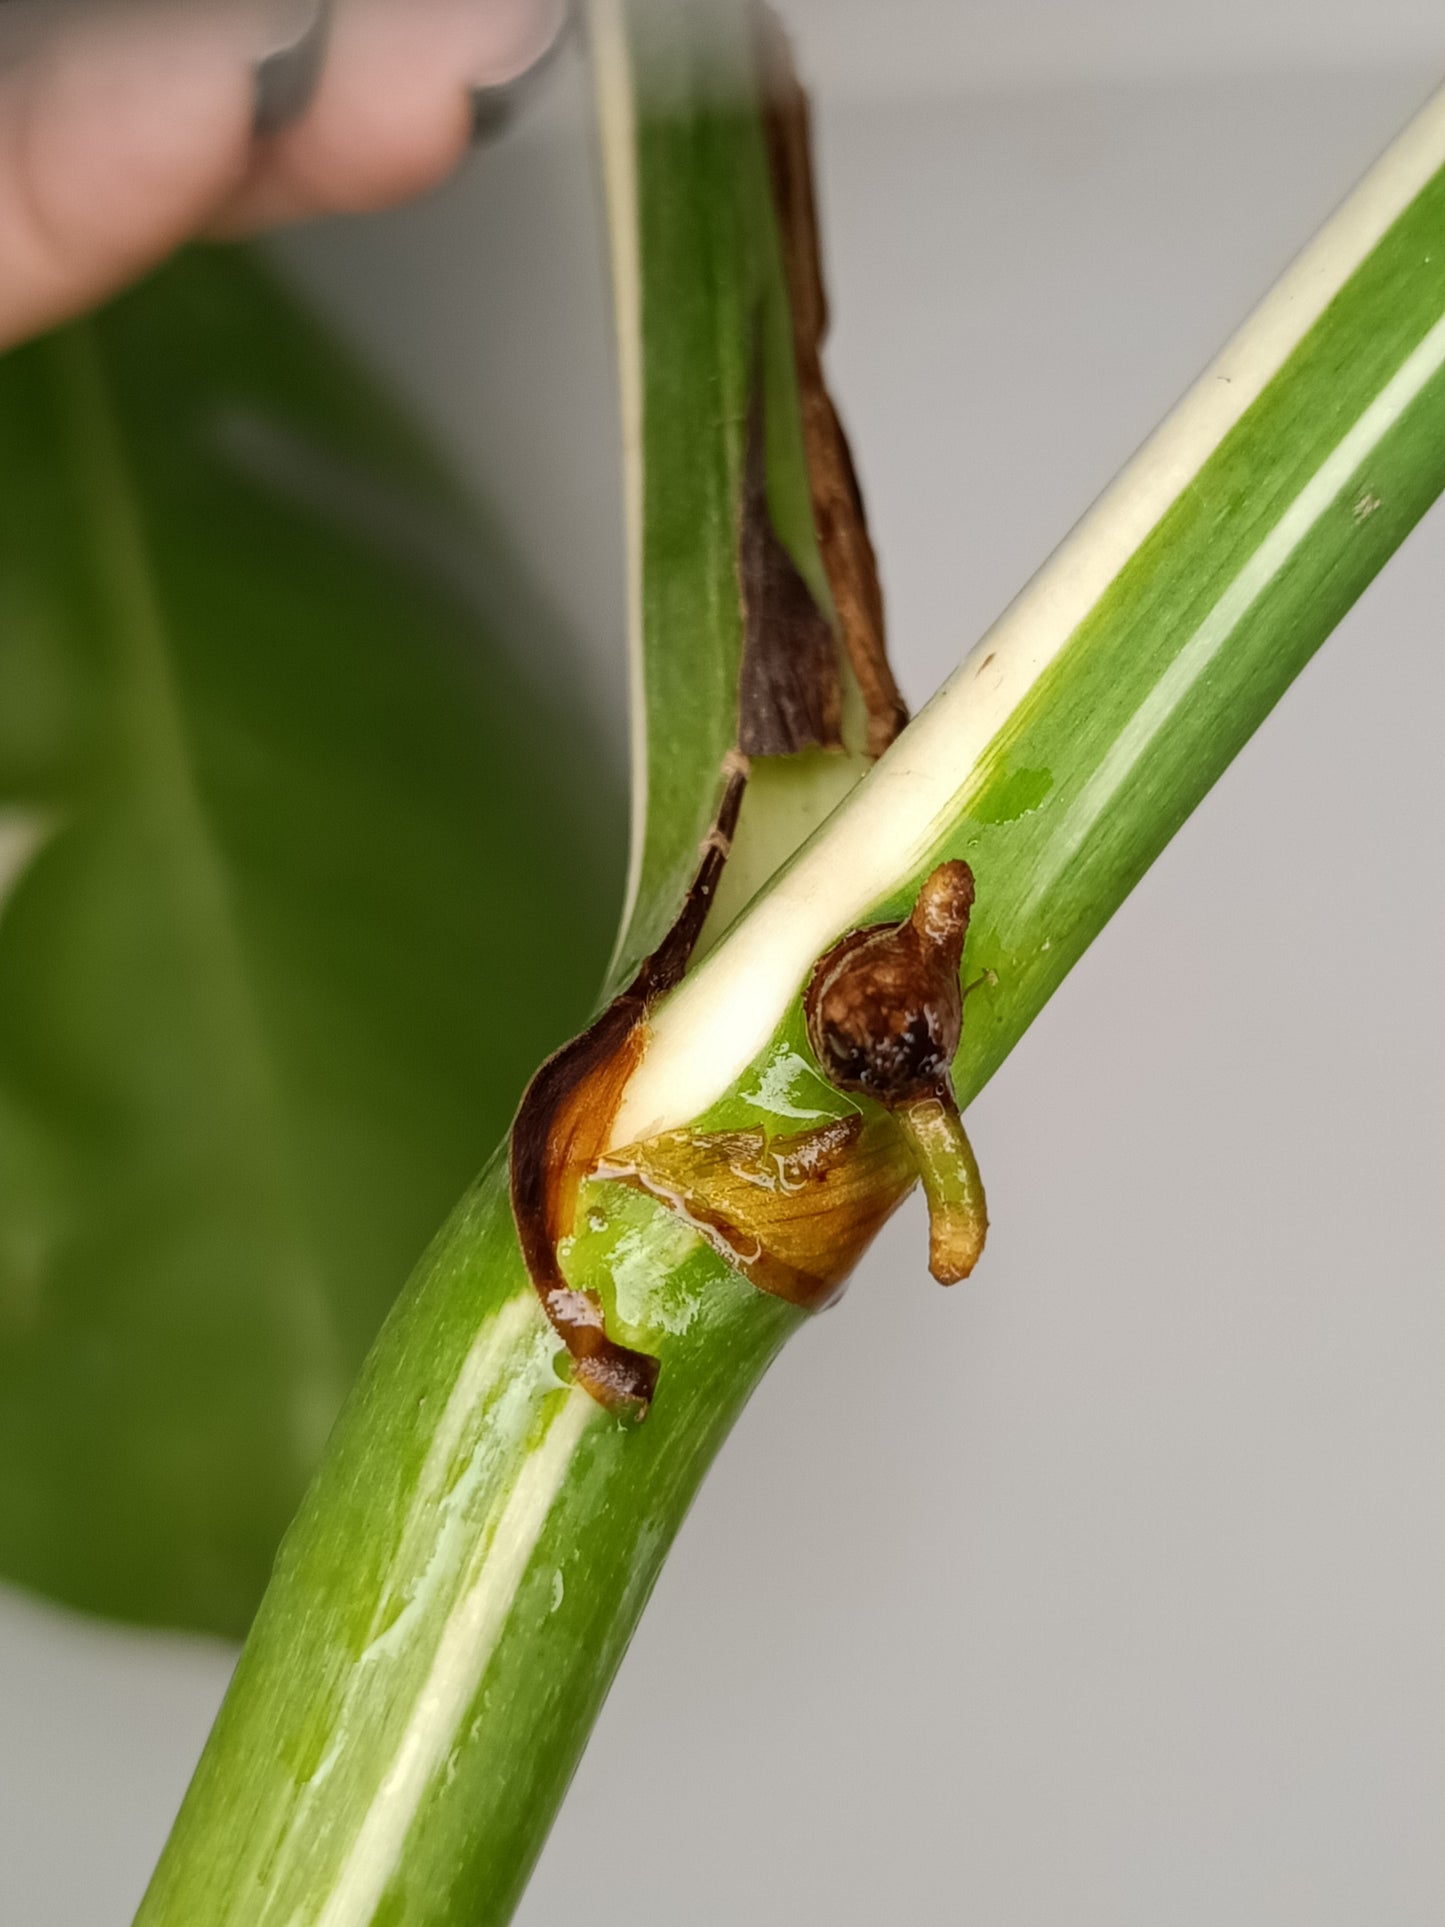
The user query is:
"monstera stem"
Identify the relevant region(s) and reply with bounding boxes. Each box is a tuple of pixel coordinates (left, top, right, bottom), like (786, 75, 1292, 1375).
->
(138, 14, 1445, 1927)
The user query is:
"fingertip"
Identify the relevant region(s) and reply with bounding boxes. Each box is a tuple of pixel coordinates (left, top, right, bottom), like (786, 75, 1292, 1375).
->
(0, 1, 263, 349)
(218, 0, 567, 234)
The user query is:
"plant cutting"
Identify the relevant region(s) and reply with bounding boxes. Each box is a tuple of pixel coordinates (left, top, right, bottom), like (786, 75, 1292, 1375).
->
(7, 2, 1445, 1923)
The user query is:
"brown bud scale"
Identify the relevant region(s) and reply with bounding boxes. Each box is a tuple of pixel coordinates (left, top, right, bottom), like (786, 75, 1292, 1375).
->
(805, 861, 974, 1107)
(803, 861, 989, 1285)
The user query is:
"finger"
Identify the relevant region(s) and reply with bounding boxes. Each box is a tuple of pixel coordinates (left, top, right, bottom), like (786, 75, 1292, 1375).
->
(214, 0, 565, 235)
(0, 0, 266, 351)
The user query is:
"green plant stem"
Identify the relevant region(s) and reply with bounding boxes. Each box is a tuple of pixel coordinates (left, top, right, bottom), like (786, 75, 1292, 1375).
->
(139, 22, 1445, 1927)
(140, 1156, 796, 1927)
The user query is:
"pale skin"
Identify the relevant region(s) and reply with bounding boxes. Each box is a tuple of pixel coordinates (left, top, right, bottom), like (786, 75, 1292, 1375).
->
(0, 0, 563, 351)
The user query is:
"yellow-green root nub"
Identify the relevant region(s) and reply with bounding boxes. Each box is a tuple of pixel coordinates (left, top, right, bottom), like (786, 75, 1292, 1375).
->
(897, 1092, 988, 1283)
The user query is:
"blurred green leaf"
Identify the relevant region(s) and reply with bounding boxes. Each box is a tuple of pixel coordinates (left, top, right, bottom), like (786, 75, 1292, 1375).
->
(0, 245, 619, 1636)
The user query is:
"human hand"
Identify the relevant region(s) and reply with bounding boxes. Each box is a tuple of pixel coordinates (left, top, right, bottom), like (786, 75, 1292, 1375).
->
(0, 0, 564, 350)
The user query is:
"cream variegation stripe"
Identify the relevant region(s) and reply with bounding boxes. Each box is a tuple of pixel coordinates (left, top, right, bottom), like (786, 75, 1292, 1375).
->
(263, 1291, 592, 1927)
(590, 0, 649, 976)
(307, 1361, 593, 1927)
(1020, 306, 1445, 911)
(610, 80, 1445, 1147)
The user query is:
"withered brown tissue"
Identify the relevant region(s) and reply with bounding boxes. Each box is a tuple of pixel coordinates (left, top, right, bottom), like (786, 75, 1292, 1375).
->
(737, 373, 844, 758)
(509, 1004, 658, 1416)
(754, 4, 909, 760)
(597, 1113, 916, 1311)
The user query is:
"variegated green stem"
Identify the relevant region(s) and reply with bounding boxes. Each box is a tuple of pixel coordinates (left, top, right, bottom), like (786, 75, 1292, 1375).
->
(139, 1154, 795, 1927)
(618, 78, 1445, 1141)
(139, 26, 1445, 1927)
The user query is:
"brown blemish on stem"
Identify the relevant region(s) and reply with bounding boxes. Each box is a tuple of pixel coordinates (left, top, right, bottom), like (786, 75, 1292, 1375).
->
(510, 755, 749, 1417)
(597, 1111, 915, 1311)
(804, 861, 989, 1281)
(737, 360, 844, 757)
(755, 5, 909, 759)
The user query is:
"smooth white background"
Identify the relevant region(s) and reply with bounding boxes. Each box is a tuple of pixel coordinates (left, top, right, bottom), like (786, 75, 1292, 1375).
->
(4, 6, 1445, 1921)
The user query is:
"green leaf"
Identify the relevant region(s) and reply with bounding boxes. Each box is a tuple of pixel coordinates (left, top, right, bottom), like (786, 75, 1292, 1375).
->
(0, 246, 618, 1635)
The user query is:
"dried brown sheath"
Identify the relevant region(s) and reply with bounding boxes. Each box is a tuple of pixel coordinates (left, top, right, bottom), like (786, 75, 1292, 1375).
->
(509, 757, 749, 1416)
(598, 1112, 914, 1310)
(755, 5, 908, 759)
(737, 356, 844, 757)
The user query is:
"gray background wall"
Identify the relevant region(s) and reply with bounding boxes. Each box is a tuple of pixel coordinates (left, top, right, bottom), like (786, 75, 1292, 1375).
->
(3, 5, 1445, 1921)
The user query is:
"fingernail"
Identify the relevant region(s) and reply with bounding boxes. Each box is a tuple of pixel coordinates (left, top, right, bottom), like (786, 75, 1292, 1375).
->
(468, 81, 518, 146)
(469, 0, 573, 147)
(253, 0, 331, 136)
